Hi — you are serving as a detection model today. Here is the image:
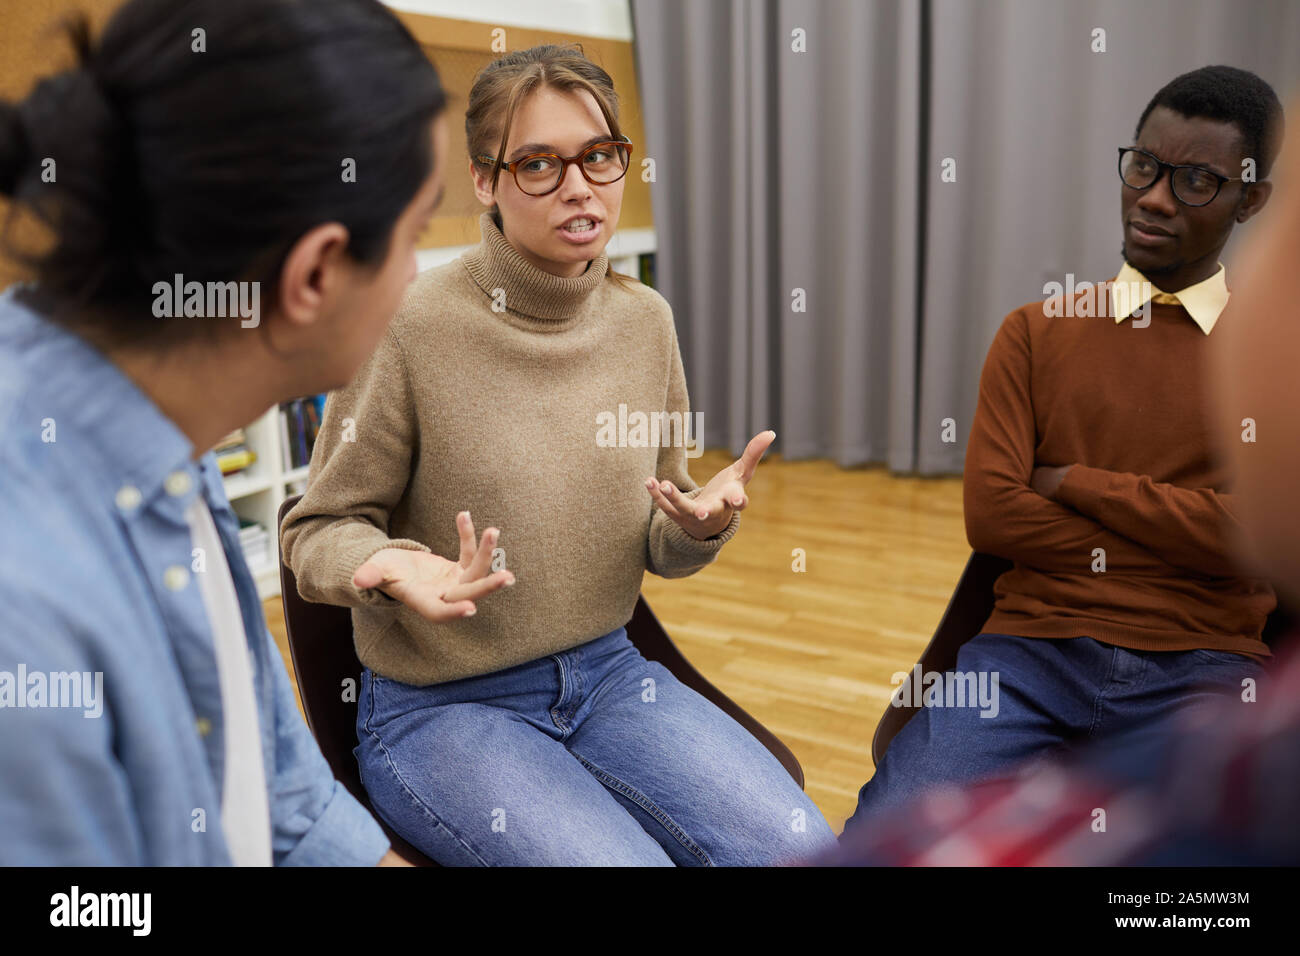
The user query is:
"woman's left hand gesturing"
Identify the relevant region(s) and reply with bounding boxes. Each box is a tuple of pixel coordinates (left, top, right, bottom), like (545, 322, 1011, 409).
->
(645, 430, 776, 540)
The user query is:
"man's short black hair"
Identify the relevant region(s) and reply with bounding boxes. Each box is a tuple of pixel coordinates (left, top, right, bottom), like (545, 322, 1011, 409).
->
(1136, 65, 1285, 177)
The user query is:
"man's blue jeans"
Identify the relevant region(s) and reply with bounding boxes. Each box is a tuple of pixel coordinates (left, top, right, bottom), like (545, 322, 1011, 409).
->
(844, 632, 1268, 835)
(356, 626, 836, 865)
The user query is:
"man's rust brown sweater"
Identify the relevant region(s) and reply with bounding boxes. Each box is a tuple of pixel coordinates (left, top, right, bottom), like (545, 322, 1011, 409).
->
(964, 281, 1275, 659)
(281, 213, 738, 685)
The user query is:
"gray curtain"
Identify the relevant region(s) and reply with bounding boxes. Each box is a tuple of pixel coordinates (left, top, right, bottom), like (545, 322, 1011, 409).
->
(918, 0, 1300, 472)
(631, 0, 1300, 475)
(631, 0, 924, 470)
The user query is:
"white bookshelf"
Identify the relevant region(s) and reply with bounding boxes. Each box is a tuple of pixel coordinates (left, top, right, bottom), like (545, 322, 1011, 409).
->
(222, 404, 317, 601)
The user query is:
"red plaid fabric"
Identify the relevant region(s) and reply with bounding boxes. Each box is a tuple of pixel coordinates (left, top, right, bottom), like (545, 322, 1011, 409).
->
(824, 635, 1300, 866)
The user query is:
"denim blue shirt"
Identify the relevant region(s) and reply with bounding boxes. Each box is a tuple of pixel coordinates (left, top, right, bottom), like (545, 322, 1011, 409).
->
(0, 286, 389, 865)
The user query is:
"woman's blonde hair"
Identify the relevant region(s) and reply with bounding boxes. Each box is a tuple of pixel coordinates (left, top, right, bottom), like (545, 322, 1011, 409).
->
(466, 44, 638, 288)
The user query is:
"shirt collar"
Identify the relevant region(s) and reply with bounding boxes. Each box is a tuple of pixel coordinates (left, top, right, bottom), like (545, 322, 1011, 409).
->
(1110, 261, 1229, 335)
(0, 286, 196, 505)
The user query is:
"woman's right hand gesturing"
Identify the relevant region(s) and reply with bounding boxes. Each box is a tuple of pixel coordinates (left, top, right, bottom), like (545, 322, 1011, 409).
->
(352, 511, 515, 622)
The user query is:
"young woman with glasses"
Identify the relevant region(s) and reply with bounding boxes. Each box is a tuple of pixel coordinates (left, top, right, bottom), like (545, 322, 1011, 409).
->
(282, 44, 836, 866)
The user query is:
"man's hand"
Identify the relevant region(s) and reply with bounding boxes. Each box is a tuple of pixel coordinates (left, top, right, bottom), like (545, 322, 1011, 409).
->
(645, 430, 775, 540)
(352, 511, 514, 622)
(1030, 464, 1073, 500)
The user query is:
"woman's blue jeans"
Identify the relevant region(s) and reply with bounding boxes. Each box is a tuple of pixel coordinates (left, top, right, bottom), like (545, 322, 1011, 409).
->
(356, 626, 836, 865)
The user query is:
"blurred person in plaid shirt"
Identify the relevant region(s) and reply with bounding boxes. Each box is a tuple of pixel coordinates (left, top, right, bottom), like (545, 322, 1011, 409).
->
(820, 111, 1300, 867)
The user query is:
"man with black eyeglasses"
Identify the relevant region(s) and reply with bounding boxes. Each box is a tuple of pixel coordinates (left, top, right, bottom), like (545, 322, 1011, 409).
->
(845, 65, 1285, 834)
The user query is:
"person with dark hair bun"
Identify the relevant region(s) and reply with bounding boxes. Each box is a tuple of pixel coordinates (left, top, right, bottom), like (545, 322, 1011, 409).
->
(0, 0, 452, 865)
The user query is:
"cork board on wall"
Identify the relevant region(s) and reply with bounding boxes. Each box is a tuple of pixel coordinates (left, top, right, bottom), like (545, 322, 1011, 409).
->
(0, 1, 652, 291)
(0, 0, 124, 290)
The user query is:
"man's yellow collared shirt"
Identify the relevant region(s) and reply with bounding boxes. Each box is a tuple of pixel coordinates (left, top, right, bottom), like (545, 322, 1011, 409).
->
(1110, 262, 1229, 335)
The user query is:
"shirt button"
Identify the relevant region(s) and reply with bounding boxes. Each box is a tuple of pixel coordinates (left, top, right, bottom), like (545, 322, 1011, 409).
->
(163, 565, 190, 591)
(164, 470, 192, 497)
(196, 717, 212, 737)
(115, 485, 143, 511)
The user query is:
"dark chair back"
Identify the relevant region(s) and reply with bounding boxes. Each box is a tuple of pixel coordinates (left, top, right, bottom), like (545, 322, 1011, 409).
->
(276, 498, 432, 864)
(625, 596, 804, 788)
(871, 552, 1011, 765)
(871, 550, 1296, 766)
(275, 495, 804, 864)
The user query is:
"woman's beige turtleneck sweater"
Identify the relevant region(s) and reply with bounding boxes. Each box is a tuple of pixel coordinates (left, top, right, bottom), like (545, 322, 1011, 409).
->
(280, 213, 739, 686)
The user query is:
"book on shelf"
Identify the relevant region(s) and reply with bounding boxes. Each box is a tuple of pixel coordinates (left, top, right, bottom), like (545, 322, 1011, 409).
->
(638, 252, 656, 289)
(214, 429, 246, 452)
(217, 446, 256, 476)
(279, 394, 326, 471)
(237, 518, 272, 573)
(279, 407, 293, 472)
(214, 428, 257, 476)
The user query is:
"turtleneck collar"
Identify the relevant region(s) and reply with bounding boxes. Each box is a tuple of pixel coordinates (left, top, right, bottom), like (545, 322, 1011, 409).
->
(461, 211, 609, 325)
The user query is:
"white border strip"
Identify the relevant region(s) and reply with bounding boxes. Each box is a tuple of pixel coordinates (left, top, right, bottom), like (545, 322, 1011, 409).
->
(383, 0, 633, 41)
